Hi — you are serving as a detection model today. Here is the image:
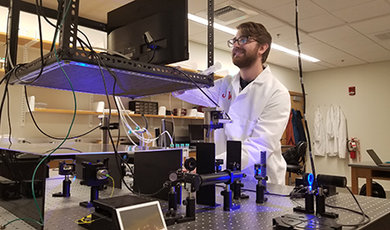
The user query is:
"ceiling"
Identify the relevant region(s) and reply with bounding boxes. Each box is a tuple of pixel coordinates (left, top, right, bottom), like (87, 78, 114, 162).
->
(24, 0, 390, 72)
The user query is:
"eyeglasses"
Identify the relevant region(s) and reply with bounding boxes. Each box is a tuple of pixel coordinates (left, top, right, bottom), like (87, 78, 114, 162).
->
(227, 36, 255, 48)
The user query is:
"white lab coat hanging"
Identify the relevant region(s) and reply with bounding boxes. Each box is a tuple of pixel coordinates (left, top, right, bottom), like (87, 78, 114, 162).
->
(325, 105, 348, 158)
(313, 107, 326, 156)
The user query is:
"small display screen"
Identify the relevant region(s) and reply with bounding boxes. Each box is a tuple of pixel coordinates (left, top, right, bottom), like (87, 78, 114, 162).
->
(116, 201, 167, 230)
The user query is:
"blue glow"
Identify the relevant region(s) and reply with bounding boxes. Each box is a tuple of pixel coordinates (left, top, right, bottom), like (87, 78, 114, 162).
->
(307, 173, 314, 186)
(148, 44, 158, 49)
(307, 173, 314, 192)
(74, 62, 89, 67)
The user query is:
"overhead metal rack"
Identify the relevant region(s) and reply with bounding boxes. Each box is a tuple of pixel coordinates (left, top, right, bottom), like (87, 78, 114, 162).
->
(7, 0, 214, 98)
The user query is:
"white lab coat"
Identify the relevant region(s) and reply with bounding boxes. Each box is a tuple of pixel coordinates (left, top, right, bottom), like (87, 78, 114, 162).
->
(175, 66, 291, 184)
(325, 105, 348, 158)
(313, 107, 326, 156)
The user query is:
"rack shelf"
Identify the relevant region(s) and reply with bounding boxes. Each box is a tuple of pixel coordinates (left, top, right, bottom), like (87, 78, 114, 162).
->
(32, 108, 204, 120)
(0, 32, 54, 50)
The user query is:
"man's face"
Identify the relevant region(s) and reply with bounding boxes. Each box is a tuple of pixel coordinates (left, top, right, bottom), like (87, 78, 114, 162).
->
(231, 31, 260, 68)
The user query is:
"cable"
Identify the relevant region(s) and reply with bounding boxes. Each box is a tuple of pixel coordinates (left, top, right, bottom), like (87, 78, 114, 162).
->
(6, 85, 12, 148)
(134, 185, 167, 198)
(216, 184, 290, 197)
(34, 0, 45, 83)
(24, 90, 101, 140)
(90, 50, 136, 194)
(294, 0, 316, 187)
(77, 29, 126, 151)
(169, 66, 220, 108)
(28, 46, 77, 226)
(0, 67, 18, 147)
(75, 214, 94, 225)
(293, 4, 369, 229)
(147, 42, 157, 64)
(326, 203, 371, 227)
(5, 2, 15, 70)
(29, 36, 78, 224)
(106, 174, 115, 197)
(36, 0, 62, 53)
(75, 213, 110, 225)
(9, 0, 49, 86)
(25, 1, 77, 227)
(114, 97, 173, 146)
(86, 53, 137, 195)
(43, 147, 83, 154)
(92, 50, 170, 197)
(231, 186, 290, 197)
(90, 47, 131, 60)
(24, 87, 100, 139)
(90, 51, 123, 148)
(0, 217, 43, 229)
(22, 3, 111, 142)
(2, 2, 120, 228)
(326, 187, 370, 227)
(279, 218, 321, 230)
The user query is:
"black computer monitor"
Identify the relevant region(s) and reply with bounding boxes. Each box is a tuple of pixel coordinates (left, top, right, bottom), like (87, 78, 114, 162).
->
(107, 0, 189, 65)
(189, 124, 204, 144)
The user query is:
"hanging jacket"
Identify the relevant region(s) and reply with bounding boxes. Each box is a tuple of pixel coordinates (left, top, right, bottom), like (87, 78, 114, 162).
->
(338, 106, 348, 158)
(292, 109, 306, 144)
(285, 112, 295, 146)
(313, 107, 325, 156)
(325, 105, 348, 158)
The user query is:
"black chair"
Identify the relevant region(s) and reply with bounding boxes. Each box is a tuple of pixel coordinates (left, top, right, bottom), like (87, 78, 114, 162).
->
(282, 141, 307, 185)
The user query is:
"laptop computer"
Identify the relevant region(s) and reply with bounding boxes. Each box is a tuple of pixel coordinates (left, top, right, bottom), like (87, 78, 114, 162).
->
(116, 200, 167, 230)
(366, 149, 390, 167)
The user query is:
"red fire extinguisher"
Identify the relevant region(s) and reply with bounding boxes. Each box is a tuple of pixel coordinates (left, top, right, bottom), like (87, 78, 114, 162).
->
(348, 138, 360, 161)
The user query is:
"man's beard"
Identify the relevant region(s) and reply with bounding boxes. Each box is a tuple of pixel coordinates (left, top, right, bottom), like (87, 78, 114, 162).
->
(232, 47, 258, 68)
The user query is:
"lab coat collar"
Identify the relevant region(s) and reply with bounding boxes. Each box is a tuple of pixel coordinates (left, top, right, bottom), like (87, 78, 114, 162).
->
(252, 65, 271, 85)
(233, 65, 272, 94)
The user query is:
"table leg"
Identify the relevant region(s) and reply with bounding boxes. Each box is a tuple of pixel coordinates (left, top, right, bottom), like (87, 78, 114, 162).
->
(351, 168, 358, 194)
(366, 177, 372, 196)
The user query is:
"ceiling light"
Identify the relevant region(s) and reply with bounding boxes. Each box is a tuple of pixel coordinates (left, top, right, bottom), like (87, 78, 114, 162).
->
(271, 44, 320, 63)
(188, 14, 237, 35)
(188, 13, 320, 63)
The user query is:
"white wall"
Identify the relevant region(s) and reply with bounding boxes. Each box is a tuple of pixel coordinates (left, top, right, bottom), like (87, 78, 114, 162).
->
(305, 60, 390, 189)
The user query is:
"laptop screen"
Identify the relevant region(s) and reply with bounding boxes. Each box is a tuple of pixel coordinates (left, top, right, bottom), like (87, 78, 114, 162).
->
(367, 149, 383, 165)
(116, 200, 167, 230)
